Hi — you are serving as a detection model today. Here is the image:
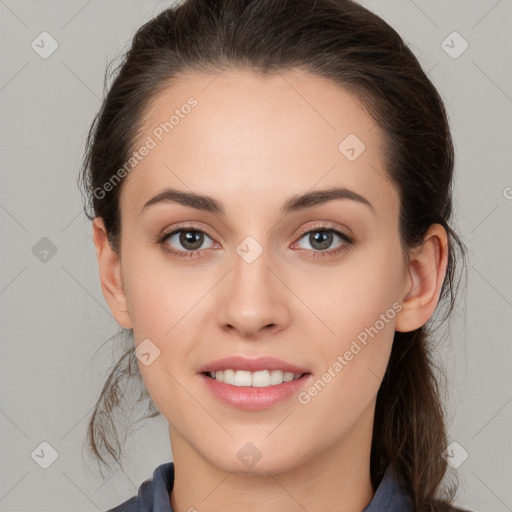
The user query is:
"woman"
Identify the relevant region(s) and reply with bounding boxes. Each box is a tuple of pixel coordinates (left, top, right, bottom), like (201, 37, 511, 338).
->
(80, 0, 469, 510)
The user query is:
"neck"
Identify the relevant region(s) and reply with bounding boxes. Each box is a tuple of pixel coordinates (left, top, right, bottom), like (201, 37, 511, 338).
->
(168, 408, 375, 512)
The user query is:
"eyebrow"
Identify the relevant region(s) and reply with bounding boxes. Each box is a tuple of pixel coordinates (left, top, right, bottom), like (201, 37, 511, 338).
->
(141, 186, 375, 216)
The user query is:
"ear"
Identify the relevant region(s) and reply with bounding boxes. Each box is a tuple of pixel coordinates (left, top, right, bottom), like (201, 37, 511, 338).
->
(92, 217, 133, 329)
(395, 223, 449, 333)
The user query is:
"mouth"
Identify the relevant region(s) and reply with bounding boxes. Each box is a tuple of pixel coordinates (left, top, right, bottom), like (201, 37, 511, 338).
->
(202, 369, 307, 387)
(199, 369, 313, 410)
(197, 356, 312, 409)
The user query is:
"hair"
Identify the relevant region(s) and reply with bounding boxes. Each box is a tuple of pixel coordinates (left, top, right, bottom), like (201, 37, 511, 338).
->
(79, 0, 469, 510)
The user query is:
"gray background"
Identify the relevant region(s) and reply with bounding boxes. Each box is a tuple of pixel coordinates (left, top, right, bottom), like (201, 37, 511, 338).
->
(1, 0, 511, 511)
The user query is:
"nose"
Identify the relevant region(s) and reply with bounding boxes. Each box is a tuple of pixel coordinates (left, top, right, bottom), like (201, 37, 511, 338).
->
(216, 245, 291, 339)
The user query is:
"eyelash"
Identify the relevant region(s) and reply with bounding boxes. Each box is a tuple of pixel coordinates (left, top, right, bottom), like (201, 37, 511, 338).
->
(157, 223, 355, 260)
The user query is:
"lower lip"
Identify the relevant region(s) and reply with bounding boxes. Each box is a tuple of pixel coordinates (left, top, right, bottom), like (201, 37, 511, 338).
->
(199, 373, 312, 410)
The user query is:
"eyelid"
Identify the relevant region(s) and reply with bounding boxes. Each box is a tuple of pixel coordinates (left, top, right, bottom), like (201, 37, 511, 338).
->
(159, 221, 216, 240)
(295, 221, 354, 240)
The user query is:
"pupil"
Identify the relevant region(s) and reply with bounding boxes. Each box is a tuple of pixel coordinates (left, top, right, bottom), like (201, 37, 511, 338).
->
(311, 231, 332, 250)
(181, 231, 203, 250)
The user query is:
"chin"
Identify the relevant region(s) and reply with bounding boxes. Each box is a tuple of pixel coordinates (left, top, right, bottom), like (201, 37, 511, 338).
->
(203, 440, 310, 476)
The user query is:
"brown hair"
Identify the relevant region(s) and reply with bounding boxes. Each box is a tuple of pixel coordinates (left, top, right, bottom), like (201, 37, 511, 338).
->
(79, 0, 468, 510)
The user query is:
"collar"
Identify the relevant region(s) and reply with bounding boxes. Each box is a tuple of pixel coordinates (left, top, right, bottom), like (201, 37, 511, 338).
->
(107, 461, 412, 512)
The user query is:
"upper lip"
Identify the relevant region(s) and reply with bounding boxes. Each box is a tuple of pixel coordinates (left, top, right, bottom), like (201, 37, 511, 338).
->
(198, 356, 310, 374)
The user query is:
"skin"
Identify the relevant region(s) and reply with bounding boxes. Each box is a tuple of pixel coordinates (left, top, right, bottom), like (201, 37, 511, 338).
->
(92, 68, 448, 512)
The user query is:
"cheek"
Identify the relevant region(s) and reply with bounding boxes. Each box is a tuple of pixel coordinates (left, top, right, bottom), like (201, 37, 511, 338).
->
(294, 242, 404, 342)
(295, 256, 400, 433)
(121, 245, 202, 336)
(125, 264, 201, 420)
(295, 240, 403, 401)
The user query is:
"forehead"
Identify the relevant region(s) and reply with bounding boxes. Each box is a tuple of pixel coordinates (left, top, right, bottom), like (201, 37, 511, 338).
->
(121, 68, 398, 222)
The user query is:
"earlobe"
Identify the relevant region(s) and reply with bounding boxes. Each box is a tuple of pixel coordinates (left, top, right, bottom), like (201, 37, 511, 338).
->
(92, 218, 133, 329)
(395, 224, 448, 333)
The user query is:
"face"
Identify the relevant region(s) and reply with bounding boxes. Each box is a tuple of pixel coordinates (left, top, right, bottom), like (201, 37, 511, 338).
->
(103, 69, 414, 474)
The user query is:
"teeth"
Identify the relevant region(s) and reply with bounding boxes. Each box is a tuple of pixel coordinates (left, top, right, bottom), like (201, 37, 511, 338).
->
(208, 369, 303, 387)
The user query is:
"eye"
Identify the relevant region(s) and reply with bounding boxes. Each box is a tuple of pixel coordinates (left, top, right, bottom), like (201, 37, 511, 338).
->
(292, 224, 355, 258)
(157, 223, 355, 260)
(158, 226, 216, 259)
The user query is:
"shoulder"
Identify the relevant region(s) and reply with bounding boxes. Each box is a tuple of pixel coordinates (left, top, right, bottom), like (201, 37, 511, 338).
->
(104, 461, 175, 512)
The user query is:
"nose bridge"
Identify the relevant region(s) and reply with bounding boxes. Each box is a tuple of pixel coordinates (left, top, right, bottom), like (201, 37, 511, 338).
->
(216, 234, 289, 337)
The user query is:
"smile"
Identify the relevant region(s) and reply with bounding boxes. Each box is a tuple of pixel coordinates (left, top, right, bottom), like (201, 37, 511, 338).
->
(205, 369, 304, 387)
